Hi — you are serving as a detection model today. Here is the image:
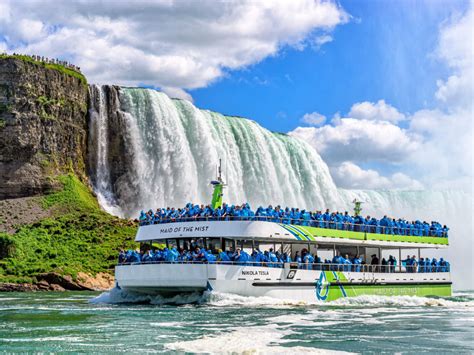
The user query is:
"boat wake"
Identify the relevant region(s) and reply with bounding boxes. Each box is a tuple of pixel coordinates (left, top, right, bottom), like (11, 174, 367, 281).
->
(89, 287, 308, 307)
(89, 287, 208, 305)
(90, 288, 474, 310)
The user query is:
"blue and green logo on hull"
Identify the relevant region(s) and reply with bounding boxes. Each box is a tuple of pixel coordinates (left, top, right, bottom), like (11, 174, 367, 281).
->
(316, 271, 352, 301)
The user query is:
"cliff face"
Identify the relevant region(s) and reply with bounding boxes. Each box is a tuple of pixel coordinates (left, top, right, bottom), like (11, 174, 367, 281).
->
(0, 57, 88, 198)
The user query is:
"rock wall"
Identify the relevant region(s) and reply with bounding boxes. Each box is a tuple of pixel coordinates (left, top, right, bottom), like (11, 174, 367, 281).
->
(0, 57, 88, 198)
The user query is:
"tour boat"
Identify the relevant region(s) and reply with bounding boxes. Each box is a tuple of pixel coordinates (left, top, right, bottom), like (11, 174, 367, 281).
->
(115, 164, 451, 302)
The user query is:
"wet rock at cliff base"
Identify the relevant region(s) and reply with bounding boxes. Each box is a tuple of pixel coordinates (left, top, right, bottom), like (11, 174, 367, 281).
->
(49, 283, 66, 292)
(36, 272, 94, 291)
(76, 271, 114, 291)
(0, 283, 40, 292)
(36, 280, 50, 290)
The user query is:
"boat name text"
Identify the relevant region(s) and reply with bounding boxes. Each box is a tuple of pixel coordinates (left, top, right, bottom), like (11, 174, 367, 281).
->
(241, 270, 269, 276)
(160, 225, 210, 233)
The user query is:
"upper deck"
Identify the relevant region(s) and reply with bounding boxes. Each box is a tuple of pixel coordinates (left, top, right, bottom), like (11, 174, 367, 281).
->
(136, 218, 448, 248)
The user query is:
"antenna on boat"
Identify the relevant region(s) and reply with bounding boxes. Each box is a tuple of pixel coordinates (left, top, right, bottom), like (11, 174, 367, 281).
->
(210, 159, 226, 209)
(352, 199, 363, 216)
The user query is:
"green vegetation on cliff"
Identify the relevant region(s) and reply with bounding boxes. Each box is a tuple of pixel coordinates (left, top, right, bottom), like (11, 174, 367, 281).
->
(0, 175, 137, 283)
(0, 54, 87, 87)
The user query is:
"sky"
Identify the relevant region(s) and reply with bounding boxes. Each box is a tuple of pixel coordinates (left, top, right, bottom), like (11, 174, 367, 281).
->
(0, 0, 472, 192)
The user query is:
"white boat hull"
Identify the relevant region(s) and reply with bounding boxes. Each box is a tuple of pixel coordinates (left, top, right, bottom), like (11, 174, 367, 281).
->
(115, 263, 452, 302)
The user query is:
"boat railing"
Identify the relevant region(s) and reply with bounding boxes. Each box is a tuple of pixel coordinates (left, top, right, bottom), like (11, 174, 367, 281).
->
(138, 216, 448, 238)
(116, 260, 450, 273)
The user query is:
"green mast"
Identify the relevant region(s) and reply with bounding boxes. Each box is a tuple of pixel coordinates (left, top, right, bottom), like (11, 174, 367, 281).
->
(353, 199, 363, 217)
(210, 159, 225, 209)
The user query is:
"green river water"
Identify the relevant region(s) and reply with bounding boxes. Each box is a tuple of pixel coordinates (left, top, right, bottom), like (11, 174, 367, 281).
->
(0, 290, 473, 354)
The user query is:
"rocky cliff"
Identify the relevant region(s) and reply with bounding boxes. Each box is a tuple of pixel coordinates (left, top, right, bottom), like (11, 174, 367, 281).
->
(0, 56, 88, 199)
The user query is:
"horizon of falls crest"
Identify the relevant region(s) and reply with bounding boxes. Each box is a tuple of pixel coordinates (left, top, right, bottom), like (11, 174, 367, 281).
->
(88, 85, 472, 288)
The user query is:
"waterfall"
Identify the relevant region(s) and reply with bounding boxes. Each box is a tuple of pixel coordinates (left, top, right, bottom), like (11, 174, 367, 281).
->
(88, 86, 346, 217)
(87, 85, 122, 216)
(87, 86, 472, 289)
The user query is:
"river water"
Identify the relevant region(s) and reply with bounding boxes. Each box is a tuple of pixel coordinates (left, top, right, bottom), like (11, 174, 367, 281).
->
(1, 290, 473, 353)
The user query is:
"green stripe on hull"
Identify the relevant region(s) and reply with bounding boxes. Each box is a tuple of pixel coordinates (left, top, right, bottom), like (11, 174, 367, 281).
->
(287, 224, 448, 245)
(316, 271, 452, 301)
(365, 232, 449, 245)
(287, 225, 314, 241)
(324, 283, 452, 302)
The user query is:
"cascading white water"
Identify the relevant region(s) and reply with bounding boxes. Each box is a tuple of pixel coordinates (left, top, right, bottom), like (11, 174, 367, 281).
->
(87, 85, 121, 215)
(97, 87, 345, 216)
(88, 86, 472, 289)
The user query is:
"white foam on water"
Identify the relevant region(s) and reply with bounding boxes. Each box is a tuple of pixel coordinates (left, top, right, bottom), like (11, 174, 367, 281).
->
(206, 291, 313, 308)
(270, 314, 317, 326)
(165, 323, 353, 354)
(331, 294, 474, 309)
(0, 297, 22, 301)
(150, 322, 185, 328)
(3, 336, 84, 343)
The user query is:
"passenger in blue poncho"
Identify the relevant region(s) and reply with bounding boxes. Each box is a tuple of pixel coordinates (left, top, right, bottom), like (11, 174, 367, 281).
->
(302, 250, 314, 270)
(424, 257, 431, 273)
(388, 255, 397, 273)
(118, 249, 127, 264)
(204, 250, 217, 264)
(351, 255, 362, 272)
(402, 255, 413, 272)
(192, 247, 205, 261)
(142, 249, 154, 262)
(294, 251, 302, 267)
(218, 249, 231, 263)
(418, 257, 425, 273)
(166, 247, 178, 262)
(332, 254, 342, 271)
(341, 254, 352, 272)
(127, 249, 141, 263)
(268, 248, 278, 267)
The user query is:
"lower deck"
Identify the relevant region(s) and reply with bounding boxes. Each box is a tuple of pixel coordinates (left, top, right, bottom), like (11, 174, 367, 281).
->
(115, 263, 451, 302)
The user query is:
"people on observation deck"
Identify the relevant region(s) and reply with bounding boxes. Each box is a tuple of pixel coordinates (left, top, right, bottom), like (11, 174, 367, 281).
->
(137, 203, 448, 238)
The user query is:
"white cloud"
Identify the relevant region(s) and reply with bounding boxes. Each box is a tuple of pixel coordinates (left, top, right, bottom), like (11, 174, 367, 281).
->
(348, 99, 405, 122)
(434, 8, 473, 111)
(313, 34, 333, 49)
(161, 87, 194, 102)
(301, 111, 326, 126)
(0, 1, 11, 22)
(331, 162, 423, 190)
(290, 118, 420, 164)
(290, 6, 473, 192)
(0, 0, 349, 94)
(14, 19, 46, 42)
(435, 74, 471, 108)
(436, 8, 473, 72)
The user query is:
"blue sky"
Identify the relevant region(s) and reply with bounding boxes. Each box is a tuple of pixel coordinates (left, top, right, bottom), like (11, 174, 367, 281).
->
(190, 0, 469, 133)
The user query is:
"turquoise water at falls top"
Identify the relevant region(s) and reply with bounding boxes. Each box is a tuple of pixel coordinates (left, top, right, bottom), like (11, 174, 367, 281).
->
(0, 291, 473, 353)
(87, 86, 472, 289)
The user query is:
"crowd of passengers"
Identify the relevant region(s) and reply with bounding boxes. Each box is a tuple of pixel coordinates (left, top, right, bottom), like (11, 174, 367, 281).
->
(138, 203, 449, 237)
(118, 247, 450, 273)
